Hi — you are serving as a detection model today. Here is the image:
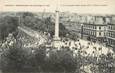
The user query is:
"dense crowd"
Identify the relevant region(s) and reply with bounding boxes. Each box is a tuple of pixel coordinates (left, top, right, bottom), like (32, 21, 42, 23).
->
(52, 37, 114, 57)
(0, 33, 114, 73)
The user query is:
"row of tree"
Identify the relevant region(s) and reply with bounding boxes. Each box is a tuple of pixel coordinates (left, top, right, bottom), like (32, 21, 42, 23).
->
(0, 12, 78, 41)
(21, 12, 71, 37)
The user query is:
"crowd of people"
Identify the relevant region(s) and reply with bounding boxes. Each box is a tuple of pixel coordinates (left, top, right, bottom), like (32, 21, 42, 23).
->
(17, 26, 49, 48)
(0, 30, 114, 73)
(49, 37, 114, 57)
(44, 38, 115, 73)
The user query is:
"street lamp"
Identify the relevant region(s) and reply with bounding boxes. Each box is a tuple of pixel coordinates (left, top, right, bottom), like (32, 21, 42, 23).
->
(81, 24, 84, 39)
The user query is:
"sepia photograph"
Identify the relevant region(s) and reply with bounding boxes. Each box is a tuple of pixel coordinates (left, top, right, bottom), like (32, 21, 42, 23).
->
(0, 0, 115, 73)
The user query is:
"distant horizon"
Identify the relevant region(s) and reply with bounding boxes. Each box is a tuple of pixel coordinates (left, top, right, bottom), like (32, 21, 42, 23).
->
(1, 11, 115, 16)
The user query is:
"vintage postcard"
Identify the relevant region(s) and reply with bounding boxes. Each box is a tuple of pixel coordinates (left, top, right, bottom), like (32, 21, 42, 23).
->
(0, 0, 115, 73)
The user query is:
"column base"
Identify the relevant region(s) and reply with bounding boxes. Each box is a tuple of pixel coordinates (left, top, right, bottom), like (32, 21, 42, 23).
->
(53, 37, 61, 48)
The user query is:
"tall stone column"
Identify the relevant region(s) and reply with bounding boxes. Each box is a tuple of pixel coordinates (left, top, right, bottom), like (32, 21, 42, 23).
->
(55, 10, 59, 39)
(53, 10, 61, 48)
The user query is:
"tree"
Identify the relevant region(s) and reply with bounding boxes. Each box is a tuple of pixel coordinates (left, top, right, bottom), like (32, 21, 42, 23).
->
(0, 41, 28, 73)
(21, 12, 69, 38)
(22, 12, 34, 19)
(43, 48, 78, 73)
(33, 46, 46, 72)
(0, 16, 18, 40)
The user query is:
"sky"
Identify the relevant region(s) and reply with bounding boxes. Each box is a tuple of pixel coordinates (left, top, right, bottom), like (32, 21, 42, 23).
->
(0, 0, 115, 14)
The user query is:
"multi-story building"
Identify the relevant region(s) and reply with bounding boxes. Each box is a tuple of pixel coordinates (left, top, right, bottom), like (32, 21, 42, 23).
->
(60, 13, 108, 42)
(106, 15, 115, 49)
(79, 15, 107, 43)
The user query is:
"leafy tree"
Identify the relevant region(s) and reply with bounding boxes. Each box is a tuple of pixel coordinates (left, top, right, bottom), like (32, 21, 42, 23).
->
(43, 48, 78, 73)
(0, 41, 28, 73)
(21, 12, 69, 37)
(22, 12, 34, 19)
(0, 16, 18, 40)
(33, 46, 46, 72)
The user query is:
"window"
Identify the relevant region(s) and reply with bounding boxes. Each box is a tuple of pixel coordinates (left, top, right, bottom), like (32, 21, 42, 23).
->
(111, 32, 112, 37)
(111, 26, 112, 30)
(99, 26, 101, 30)
(104, 32, 106, 36)
(94, 26, 96, 29)
(94, 32, 96, 36)
(93, 31, 94, 35)
(99, 32, 101, 36)
(109, 32, 111, 37)
(109, 26, 110, 29)
(109, 26, 112, 29)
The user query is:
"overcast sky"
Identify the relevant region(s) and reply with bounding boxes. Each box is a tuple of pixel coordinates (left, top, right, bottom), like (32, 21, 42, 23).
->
(0, 0, 115, 14)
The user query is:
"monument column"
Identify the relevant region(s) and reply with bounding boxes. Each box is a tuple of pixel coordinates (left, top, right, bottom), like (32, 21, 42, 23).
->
(53, 10, 61, 48)
(55, 10, 59, 38)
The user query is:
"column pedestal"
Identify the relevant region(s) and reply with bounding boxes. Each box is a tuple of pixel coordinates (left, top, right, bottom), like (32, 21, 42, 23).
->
(53, 37, 61, 48)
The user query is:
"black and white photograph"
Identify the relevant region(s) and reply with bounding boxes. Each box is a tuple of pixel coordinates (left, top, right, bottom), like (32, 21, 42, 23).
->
(0, 0, 115, 73)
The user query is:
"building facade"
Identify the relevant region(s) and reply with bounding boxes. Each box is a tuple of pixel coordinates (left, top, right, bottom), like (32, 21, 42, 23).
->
(106, 16, 115, 49)
(83, 16, 107, 43)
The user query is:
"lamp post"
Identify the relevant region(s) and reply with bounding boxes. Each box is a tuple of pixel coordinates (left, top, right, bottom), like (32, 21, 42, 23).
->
(81, 24, 84, 39)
